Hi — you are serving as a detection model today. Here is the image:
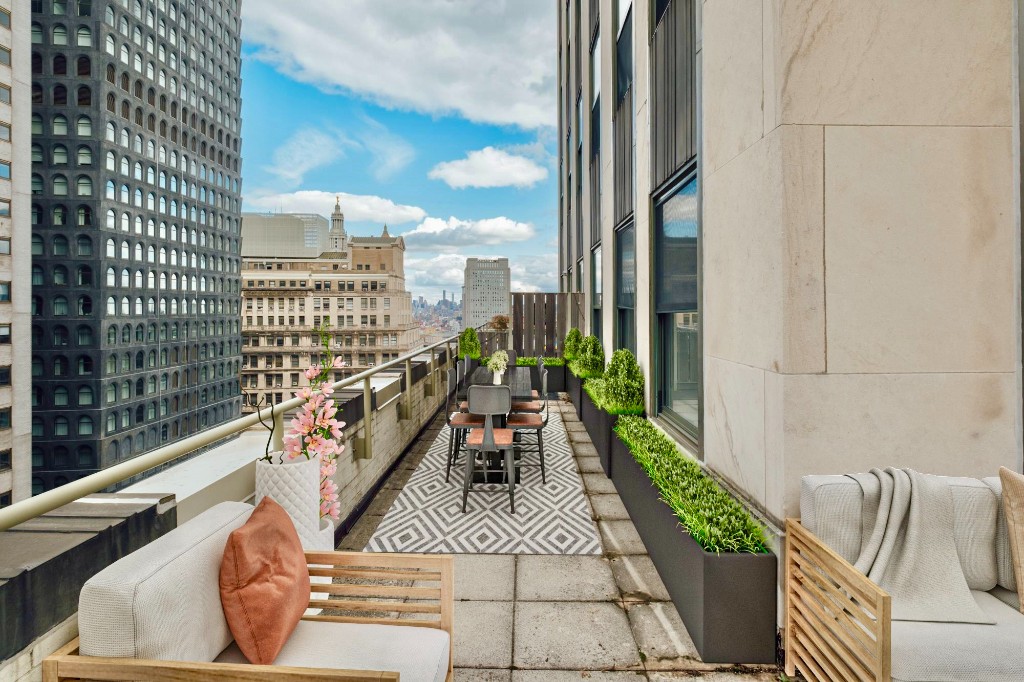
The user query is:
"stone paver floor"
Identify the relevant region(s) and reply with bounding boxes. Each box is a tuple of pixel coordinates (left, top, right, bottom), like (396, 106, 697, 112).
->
(337, 397, 782, 680)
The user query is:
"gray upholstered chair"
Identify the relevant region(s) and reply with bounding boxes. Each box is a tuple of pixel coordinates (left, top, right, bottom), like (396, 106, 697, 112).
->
(445, 368, 482, 482)
(508, 368, 549, 483)
(462, 385, 517, 513)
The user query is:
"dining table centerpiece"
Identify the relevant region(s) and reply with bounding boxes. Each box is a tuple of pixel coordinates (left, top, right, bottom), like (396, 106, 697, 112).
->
(488, 350, 509, 385)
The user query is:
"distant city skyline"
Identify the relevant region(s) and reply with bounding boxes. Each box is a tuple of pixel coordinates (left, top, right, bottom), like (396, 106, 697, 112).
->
(238, 0, 559, 304)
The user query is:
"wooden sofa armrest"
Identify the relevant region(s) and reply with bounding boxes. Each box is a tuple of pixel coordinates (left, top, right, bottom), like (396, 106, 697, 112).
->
(43, 640, 399, 681)
(303, 550, 455, 679)
(785, 519, 891, 682)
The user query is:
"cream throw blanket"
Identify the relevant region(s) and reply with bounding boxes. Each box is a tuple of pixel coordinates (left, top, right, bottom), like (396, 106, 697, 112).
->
(846, 468, 992, 624)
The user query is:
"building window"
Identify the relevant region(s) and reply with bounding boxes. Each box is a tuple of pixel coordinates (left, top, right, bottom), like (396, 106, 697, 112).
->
(0, 9, 10, 28)
(0, 281, 9, 301)
(0, 161, 10, 179)
(0, 367, 9, 386)
(591, 246, 602, 339)
(0, 239, 8, 255)
(615, 223, 636, 353)
(0, 408, 12, 430)
(655, 175, 699, 438)
(0, 449, 10, 471)
(0, 47, 9, 67)
(0, 325, 11, 344)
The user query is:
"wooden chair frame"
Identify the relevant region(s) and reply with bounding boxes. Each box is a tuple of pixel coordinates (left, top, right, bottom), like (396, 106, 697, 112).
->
(43, 550, 455, 682)
(785, 519, 891, 682)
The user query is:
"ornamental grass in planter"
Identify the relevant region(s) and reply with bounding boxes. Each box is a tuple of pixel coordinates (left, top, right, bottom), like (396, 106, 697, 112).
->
(569, 334, 603, 420)
(584, 349, 644, 477)
(612, 416, 776, 664)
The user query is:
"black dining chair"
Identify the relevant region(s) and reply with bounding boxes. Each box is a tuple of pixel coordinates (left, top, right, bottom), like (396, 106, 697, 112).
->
(445, 368, 483, 482)
(508, 368, 549, 483)
(462, 385, 518, 513)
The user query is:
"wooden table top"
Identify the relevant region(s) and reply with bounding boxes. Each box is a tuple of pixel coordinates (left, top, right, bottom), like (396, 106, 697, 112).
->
(463, 366, 533, 402)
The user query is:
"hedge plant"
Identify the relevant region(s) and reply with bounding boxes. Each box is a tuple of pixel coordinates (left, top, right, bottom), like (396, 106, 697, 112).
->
(458, 327, 481, 360)
(586, 349, 644, 415)
(563, 328, 583, 362)
(614, 416, 769, 554)
(516, 356, 567, 367)
(569, 335, 604, 378)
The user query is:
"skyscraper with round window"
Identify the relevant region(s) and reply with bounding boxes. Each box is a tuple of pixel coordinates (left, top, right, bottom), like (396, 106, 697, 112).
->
(30, 0, 243, 493)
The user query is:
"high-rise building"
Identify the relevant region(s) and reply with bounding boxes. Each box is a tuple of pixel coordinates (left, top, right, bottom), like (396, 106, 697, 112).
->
(559, 0, 1021, 524)
(240, 211, 328, 258)
(462, 257, 509, 329)
(30, 0, 244, 493)
(240, 204, 419, 412)
(0, 1, 33, 508)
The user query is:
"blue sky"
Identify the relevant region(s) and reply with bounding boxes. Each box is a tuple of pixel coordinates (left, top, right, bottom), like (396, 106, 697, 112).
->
(238, 0, 559, 303)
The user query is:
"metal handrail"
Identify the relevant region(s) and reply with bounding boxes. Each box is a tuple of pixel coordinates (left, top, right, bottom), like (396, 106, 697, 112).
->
(0, 329, 475, 531)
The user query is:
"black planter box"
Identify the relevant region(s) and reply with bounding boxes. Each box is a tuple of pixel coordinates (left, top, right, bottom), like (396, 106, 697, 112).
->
(581, 387, 600, 443)
(595, 409, 619, 477)
(567, 371, 583, 419)
(610, 436, 777, 664)
(545, 365, 566, 393)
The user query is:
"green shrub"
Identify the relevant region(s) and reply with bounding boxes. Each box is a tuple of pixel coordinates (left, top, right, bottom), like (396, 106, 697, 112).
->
(599, 349, 644, 415)
(569, 335, 604, 378)
(542, 356, 565, 367)
(458, 327, 481, 360)
(563, 328, 583, 361)
(614, 416, 769, 554)
(516, 356, 538, 366)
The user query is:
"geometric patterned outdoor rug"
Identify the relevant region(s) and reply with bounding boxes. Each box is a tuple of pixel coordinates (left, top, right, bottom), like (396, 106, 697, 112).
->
(365, 408, 603, 554)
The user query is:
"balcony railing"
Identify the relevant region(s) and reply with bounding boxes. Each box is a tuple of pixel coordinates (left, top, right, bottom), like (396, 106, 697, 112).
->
(0, 329, 472, 531)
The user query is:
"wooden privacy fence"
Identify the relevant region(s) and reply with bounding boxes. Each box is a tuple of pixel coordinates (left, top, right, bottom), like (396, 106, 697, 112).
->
(477, 293, 585, 357)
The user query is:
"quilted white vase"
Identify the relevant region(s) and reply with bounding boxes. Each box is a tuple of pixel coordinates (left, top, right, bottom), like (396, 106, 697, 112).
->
(255, 453, 321, 550)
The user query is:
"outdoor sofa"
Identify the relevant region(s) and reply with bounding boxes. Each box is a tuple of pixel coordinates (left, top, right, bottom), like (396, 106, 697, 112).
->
(43, 501, 455, 681)
(786, 474, 1024, 682)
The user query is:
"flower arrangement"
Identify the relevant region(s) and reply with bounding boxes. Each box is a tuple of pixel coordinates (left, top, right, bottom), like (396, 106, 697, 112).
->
(263, 320, 347, 520)
(487, 349, 509, 374)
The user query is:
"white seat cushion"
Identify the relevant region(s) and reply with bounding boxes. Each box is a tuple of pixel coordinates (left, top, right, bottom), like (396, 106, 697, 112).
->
(945, 477, 998, 591)
(800, 475, 865, 564)
(216, 620, 449, 682)
(983, 476, 1017, 590)
(79, 501, 253, 662)
(891, 591, 1024, 682)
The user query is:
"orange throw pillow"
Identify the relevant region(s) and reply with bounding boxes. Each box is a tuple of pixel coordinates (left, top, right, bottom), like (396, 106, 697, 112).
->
(219, 497, 311, 664)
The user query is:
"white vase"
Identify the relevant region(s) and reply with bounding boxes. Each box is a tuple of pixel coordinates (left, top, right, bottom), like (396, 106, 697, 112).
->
(493, 370, 502, 385)
(317, 517, 335, 551)
(255, 453, 322, 550)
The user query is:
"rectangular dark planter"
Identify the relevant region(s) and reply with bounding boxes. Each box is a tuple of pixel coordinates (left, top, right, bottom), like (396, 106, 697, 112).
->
(545, 365, 566, 393)
(567, 371, 582, 419)
(581, 388, 600, 445)
(595, 409, 619, 477)
(610, 436, 777, 664)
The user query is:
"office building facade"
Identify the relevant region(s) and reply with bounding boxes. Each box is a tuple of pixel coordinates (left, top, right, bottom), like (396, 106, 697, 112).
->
(240, 206, 418, 411)
(462, 257, 510, 329)
(0, 1, 33, 507)
(30, 0, 244, 492)
(559, 0, 1022, 525)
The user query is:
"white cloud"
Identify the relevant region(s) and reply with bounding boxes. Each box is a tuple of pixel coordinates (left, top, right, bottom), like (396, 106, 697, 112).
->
(246, 190, 427, 224)
(242, 0, 556, 129)
(264, 128, 350, 188)
(361, 116, 416, 181)
(400, 216, 535, 251)
(428, 147, 549, 189)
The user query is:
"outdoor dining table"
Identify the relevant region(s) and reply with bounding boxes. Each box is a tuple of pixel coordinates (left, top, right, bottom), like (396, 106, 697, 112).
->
(458, 365, 533, 483)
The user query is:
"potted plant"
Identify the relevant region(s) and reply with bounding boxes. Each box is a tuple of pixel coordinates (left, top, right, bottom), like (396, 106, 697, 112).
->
(487, 350, 509, 384)
(611, 416, 776, 664)
(583, 349, 644, 476)
(459, 327, 481, 373)
(569, 334, 603, 420)
(490, 314, 510, 350)
(256, 321, 346, 550)
(563, 328, 583, 410)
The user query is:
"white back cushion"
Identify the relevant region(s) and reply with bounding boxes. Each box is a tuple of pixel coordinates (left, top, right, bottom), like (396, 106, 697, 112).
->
(800, 474, 999, 591)
(984, 476, 1016, 591)
(943, 477, 998, 591)
(79, 501, 253, 661)
(800, 475, 864, 564)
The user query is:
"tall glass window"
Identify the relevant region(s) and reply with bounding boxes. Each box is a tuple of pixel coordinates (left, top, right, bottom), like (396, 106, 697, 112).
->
(591, 246, 602, 339)
(655, 177, 699, 438)
(616, 223, 636, 352)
